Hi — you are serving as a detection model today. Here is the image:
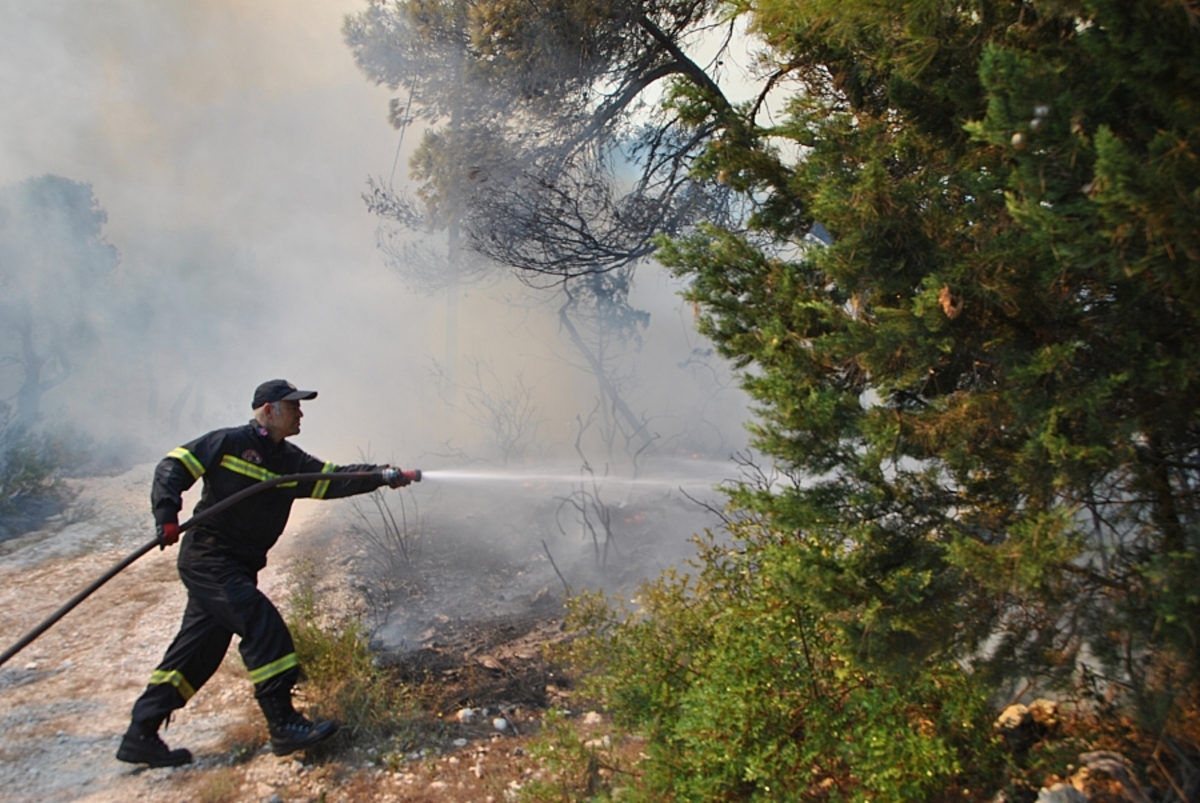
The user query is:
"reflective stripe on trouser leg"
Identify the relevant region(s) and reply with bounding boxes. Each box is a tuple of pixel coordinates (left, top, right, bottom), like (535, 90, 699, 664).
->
(247, 652, 299, 685)
(148, 669, 196, 701)
(176, 554, 300, 699)
(129, 593, 234, 727)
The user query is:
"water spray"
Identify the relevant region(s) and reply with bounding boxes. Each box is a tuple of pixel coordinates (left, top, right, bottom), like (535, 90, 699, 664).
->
(419, 467, 725, 488)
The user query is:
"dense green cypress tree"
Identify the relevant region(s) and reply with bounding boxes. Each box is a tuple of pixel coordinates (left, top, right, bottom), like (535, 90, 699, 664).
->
(566, 0, 1199, 798)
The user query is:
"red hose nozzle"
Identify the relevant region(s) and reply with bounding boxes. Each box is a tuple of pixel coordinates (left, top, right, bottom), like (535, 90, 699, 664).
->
(381, 467, 422, 486)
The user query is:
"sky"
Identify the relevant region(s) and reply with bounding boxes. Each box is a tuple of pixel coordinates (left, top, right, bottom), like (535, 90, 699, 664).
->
(0, 0, 749, 474)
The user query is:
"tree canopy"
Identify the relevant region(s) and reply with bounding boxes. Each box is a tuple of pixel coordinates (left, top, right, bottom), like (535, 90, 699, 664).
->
(562, 0, 1200, 798)
(344, 0, 742, 286)
(0, 175, 119, 427)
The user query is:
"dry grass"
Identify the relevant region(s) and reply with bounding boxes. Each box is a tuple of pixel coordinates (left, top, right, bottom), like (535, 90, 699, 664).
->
(215, 716, 269, 764)
(190, 767, 241, 803)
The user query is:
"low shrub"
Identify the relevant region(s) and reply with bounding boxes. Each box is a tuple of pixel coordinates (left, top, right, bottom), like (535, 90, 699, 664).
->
(285, 561, 412, 743)
(554, 520, 1007, 802)
(0, 415, 87, 539)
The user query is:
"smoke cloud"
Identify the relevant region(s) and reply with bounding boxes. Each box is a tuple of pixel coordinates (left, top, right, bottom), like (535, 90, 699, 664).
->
(0, 1, 751, 618)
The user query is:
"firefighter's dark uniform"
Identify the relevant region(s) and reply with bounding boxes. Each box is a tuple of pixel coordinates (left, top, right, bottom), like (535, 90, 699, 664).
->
(127, 420, 385, 729)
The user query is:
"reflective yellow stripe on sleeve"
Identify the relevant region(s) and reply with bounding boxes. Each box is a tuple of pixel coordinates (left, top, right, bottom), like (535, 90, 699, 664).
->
(167, 447, 205, 480)
(148, 669, 196, 701)
(218, 455, 299, 487)
(247, 652, 299, 684)
(220, 454, 274, 482)
(312, 462, 336, 499)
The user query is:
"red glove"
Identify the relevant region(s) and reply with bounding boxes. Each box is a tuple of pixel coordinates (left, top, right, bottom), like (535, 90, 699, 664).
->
(157, 522, 181, 550)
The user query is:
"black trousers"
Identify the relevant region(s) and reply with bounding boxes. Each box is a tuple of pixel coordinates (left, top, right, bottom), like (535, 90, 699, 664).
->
(129, 550, 299, 728)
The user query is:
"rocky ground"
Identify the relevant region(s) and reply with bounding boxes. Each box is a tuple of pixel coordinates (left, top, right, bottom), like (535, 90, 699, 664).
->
(0, 465, 658, 803)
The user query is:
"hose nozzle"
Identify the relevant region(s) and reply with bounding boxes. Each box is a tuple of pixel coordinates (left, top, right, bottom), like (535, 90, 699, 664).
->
(381, 467, 422, 486)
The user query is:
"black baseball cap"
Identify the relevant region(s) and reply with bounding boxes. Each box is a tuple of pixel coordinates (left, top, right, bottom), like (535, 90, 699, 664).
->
(252, 379, 317, 409)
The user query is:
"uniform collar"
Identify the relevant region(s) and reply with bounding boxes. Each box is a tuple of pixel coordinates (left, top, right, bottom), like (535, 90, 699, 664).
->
(248, 419, 283, 451)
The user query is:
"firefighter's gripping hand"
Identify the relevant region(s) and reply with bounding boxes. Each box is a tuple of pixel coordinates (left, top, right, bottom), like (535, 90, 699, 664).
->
(382, 467, 411, 488)
(157, 522, 181, 550)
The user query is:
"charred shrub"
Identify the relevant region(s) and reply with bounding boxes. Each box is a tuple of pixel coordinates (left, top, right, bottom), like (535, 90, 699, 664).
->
(0, 413, 86, 540)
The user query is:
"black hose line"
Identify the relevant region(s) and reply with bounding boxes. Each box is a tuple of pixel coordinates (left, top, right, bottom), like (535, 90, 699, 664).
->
(0, 470, 387, 670)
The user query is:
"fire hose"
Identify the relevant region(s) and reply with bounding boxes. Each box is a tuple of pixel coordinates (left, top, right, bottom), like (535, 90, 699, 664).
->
(0, 467, 421, 670)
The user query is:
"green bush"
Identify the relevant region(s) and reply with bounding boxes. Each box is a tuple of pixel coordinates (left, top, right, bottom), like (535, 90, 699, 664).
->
(559, 520, 1006, 802)
(286, 562, 411, 741)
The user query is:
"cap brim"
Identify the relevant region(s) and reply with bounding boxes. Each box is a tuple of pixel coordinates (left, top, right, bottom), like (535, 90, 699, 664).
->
(280, 389, 317, 401)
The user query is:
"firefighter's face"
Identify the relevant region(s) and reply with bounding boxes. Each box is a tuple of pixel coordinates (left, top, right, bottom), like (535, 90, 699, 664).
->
(271, 400, 303, 439)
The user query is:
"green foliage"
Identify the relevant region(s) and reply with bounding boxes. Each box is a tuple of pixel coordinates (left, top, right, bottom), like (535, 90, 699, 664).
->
(659, 0, 1200, 702)
(549, 0, 1200, 798)
(561, 520, 1004, 801)
(286, 563, 412, 740)
(519, 708, 627, 802)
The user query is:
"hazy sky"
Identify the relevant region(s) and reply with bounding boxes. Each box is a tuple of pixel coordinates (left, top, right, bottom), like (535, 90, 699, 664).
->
(0, 0, 748, 470)
(1, 0, 449, 458)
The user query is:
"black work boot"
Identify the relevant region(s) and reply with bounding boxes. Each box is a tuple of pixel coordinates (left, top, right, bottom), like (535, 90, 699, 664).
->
(116, 719, 193, 768)
(259, 692, 338, 756)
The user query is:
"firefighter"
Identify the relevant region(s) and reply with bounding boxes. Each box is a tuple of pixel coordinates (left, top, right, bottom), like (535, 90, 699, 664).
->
(116, 379, 413, 768)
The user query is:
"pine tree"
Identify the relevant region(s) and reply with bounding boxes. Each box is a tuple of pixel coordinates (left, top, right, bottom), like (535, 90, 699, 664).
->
(566, 0, 1199, 798)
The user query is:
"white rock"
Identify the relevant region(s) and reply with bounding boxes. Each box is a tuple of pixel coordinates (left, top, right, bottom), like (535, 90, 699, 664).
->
(453, 737, 468, 748)
(1037, 784, 1088, 803)
(582, 711, 603, 725)
(493, 717, 508, 732)
(456, 707, 477, 724)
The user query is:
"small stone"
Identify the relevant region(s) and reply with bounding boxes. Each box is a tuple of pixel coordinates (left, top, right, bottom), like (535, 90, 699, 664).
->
(1036, 783, 1087, 803)
(429, 780, 448, 790)
(453, 738, 468, 748)
(23, 662, 37, 671)
(1011, 132, 1027, 150)
(582, 711, 603, 725)
(995, 704, 1028, 731)
(456, 707, 477, 724)
(1028, 699, 1060, 730)
(492, 717, 508, 732)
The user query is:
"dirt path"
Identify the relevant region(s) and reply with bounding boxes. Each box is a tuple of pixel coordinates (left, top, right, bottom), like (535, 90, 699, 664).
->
(0, 465, 681, 803)
(0, 465, 352, 803)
